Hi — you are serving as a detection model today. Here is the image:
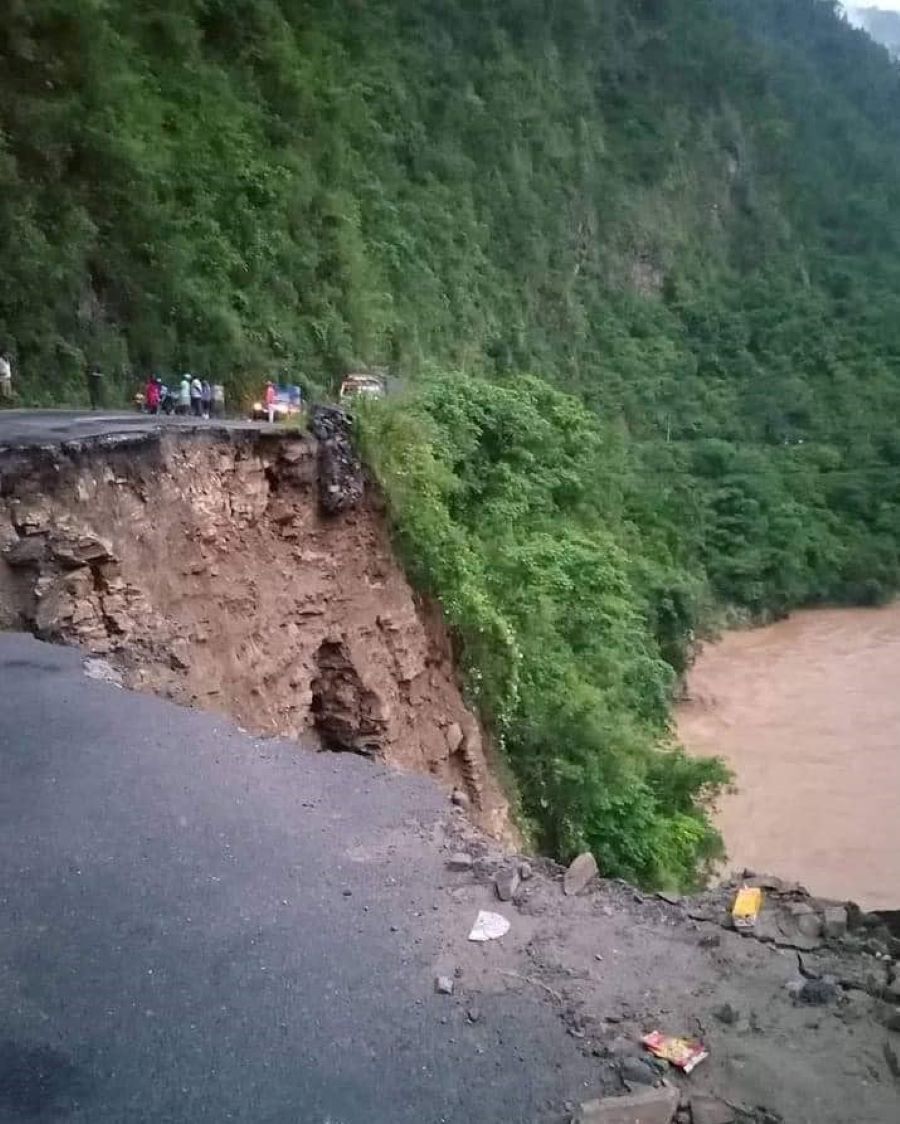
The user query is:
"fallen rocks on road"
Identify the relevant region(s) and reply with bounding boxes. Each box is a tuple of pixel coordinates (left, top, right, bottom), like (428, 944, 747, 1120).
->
(574, 1083, 679, 1124)
(82, 657, 124, 687)
(435, 975, 454, 995)
(446, 852, 474, 872)
(495, 867, 520, 902)
(564, 852, 599, 896)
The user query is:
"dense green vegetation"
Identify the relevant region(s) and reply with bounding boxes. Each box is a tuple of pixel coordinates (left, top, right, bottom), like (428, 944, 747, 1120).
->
(359, 375, 729, 885)
(3, 0, 900, 883)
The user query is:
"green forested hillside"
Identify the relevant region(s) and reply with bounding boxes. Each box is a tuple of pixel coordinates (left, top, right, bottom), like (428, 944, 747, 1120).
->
(3, 0, 900, 884)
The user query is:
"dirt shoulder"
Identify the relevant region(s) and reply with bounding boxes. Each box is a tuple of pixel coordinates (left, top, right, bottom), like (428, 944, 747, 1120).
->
(436, 814, 900, 1123)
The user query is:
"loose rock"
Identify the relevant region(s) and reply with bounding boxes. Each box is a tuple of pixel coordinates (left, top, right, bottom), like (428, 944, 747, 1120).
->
(450, 788, 470, 809)
(788, 902, 824, 941)
(823, 905, 848, 940)
(3, 535, 47, 567)
(519, 861, 533, 881)
(575, 1083, 679, 1124)
(618, 1056, 658, 1087)
(82, 658, 124, 687)
(435, 975, 454, 995)
(494, 868, 520, 902)
(564, 852, 598, 897)
(446, 852, 474, 872)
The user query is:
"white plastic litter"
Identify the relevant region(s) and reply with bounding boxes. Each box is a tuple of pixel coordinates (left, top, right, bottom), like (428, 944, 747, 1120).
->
(468, 910, 510, 942)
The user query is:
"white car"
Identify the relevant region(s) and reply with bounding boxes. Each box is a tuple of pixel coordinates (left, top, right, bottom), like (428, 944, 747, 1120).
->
(339, 373, 385, 402)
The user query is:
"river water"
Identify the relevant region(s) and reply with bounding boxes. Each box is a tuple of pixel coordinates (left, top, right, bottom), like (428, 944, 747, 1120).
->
(676, 603, 900, 910)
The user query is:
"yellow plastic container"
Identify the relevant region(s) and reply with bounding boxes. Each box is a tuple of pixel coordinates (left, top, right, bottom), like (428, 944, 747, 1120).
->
(732, 885, 763, 930)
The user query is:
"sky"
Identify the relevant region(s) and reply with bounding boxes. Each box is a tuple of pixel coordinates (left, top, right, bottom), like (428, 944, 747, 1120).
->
(848, 2, 900, 10)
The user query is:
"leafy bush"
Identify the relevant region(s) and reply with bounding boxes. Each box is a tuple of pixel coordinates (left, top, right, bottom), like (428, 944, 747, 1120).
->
(360, 373, 729, 888)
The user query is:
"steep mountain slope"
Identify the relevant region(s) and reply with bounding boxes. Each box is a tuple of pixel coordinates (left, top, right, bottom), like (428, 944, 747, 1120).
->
(2, 0, 900, 884)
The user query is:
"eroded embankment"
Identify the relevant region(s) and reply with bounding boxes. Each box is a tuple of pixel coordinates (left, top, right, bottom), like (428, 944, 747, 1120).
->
(0, 424, 508, 836)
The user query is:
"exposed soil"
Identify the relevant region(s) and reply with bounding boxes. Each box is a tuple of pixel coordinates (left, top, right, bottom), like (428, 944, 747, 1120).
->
(0, 426, 509, 836)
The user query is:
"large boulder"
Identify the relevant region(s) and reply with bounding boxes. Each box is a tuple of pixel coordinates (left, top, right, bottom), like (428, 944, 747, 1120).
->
(564, 851, 599, 896)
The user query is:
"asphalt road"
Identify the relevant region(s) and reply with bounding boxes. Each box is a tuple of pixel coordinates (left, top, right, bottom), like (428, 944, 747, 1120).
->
(0, 635, 590, 1123)
(0, 409, 274, 449)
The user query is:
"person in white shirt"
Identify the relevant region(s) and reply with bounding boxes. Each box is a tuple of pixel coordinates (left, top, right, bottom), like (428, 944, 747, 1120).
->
(189, 375, 203, 417)
(178, 375, 191, 415)
(0, 354, 12, 399)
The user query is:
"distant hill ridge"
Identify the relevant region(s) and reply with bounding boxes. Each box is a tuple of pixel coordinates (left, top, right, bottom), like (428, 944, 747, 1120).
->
(847, 5, 900, 55)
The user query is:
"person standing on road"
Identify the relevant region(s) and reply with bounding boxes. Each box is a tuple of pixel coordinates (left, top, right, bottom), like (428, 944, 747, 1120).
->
(265, 380, 276, 424)
(201, 379, 212, 420)
(145, 375, 160, 415)
(190, 374, 203, 417)
(178, 374, 190, 416)
(212, 383, 225, 418)
(88, 364, 103, 410)
(0, 353, 12, 400)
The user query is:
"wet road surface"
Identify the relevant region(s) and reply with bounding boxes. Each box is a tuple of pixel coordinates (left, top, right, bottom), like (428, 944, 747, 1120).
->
(0, 634, 593, 1122)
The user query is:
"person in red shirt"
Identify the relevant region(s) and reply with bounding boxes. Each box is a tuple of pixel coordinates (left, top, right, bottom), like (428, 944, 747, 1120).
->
(145, 376, 161, 415)
(265, 381, 276, 424)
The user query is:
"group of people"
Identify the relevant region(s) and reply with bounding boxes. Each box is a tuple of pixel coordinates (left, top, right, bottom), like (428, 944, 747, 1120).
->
(143, 374, 221, 418)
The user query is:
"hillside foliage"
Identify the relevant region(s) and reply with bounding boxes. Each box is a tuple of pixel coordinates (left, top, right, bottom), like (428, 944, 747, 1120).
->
(2, 0, 900, 883)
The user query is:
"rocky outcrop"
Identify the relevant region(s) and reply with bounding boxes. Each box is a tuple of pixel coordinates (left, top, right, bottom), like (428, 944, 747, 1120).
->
(0, 428, 509, 837)
(310, 638, 390, 755)
(309, 405, 364, 515)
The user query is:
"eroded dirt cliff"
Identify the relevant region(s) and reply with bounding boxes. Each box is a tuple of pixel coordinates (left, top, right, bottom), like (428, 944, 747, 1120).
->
(0, 426, 508, 835)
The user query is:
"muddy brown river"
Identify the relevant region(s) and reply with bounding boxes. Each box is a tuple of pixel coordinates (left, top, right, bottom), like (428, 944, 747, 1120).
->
(677, 603, 900, 910)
